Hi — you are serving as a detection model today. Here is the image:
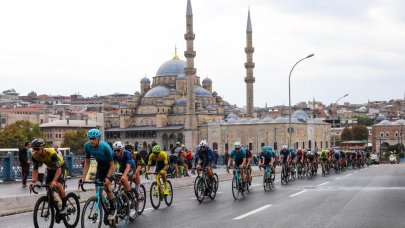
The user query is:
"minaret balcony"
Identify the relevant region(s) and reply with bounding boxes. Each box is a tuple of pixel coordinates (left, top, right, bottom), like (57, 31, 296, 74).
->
(184, 68, 197, 75)
(245, 47, 255, 53)
(244, 77, 256, 83)
(244, 62, 255, 69)
(184, 33, 196, 40)
(184, 51, 196, 58)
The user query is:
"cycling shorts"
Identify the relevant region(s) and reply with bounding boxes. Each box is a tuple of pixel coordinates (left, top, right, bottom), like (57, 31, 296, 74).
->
(46, 164, 66, 184)
(96, 161, 111, 182)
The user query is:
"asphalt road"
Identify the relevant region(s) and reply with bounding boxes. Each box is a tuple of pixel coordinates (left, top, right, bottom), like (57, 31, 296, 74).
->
(1, 164, 404, 228)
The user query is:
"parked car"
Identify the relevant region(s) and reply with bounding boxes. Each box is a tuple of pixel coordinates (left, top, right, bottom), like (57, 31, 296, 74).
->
(370, 154, 379, 164)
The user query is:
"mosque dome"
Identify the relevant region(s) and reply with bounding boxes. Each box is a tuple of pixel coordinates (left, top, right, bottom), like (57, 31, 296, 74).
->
(292, 110, 308, 122)
(378, 120, 392, 126)
(156, 57, 186, 77)
(226, 113, 238, 120)
(144, 86, 171, 98)
(395, 119, 405, 125)
(140, 77, 150, 84)
(273, 116, 288, 123)
(175, 98, 187, 106)
(194, 87, 212, 97)
(261, 117, 273, 123)
(202, 77, 212, 84)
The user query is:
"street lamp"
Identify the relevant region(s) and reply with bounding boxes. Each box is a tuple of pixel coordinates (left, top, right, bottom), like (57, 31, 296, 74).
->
(332, 93, 349, 148)
(288, 53, 314, 148)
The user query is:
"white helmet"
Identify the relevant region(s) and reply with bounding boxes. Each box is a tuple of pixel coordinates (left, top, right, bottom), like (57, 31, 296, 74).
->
(113, 141, 124, 150)
(234, 142, 242, 148)
(199, 140, 208, 147)
(282, 145, 287, 149)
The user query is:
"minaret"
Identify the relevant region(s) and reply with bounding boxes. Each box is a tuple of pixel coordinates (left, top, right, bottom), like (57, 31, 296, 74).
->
(184, 0, 198, 148)
(244, 9, 255, 117)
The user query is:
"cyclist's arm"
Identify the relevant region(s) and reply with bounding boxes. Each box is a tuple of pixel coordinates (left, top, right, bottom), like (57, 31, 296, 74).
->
(107, 161, 115, 180)
(82, 159, 90, 180)
(123, 163, 131, 177)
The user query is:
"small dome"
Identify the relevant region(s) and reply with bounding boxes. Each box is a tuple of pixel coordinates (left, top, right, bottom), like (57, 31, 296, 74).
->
(273, 116, 287, 123)
(261, 117, 273, 123)
(239, 119, 248, 124)
(156, 58, 186, 77)
(140, 77, 150, 84)
(378, 120, 392, 125)
(314, 118, 324, 123)
(292, 110, 308, 122)
(226, 113, 238, 120)
(204, 104, 215, 111)
(175, 98, 187, 106)
(291, 117, 300, 123)
(394, 119, 405, 125)
(144, 86, 171, 98)
(194, 87, 212, 97)
(249, 118, 260, 123)
(202, 77, 212, 84)
(227, 118, 238, 124)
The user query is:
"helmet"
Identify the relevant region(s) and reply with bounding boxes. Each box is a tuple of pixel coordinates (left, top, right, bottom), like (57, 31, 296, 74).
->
(267, 146, 273, 152)
(282, 145, 287, 149)
(234, 142, 241, 148)
(261, 146, 268, 153)
(199, 140, 208, 147)
(31, 138, 45, 147)
(113, 141, 124, 150)
(87, 129, 102, 139)
(176, 141, 181, 146)
(152, 145, 161, 153)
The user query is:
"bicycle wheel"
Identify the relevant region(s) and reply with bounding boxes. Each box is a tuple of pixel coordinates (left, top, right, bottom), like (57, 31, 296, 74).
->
(194, 176, 201, 198)
(128, 190, 138, 222)
(164, 180, 173, 206)
(33, 196, 54, 228)
(117, 192, 130, 225)
(137, 185, 146, 215)
(213, 173, 219, 191)
(62, 192, 80, 228)
(208, 176, 217, 200)
(263, 172, 271, 191)
(81, 196, 102, 228)
(149, 182, 161, 210)
(281, 167, 287, 185)
(231, 176, 242, 200)
(196, 178, 205, 203)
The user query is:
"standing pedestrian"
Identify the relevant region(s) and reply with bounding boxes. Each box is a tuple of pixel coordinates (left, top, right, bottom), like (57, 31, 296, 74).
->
(19, 141, 31, 187)
(224, 149, 229, 168)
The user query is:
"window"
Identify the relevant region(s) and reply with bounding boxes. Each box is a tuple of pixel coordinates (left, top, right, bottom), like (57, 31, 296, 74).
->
(386, 132, 389, 137)
(380, 132, 384, 137)
(248, 143, 253, 150)
(225, 143, 229, 151)
(395, 132, 399, 137)
(261, 143, 265, 149)
(302, 142, 305, 149)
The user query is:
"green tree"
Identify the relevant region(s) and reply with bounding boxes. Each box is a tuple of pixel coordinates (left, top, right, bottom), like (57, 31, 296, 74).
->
(61, 128, 87, 155)
(340, 127, 353, 141)
(356, 116, 374, 126)
(0, 120, 43, 148)
(351, 125, 369, 140)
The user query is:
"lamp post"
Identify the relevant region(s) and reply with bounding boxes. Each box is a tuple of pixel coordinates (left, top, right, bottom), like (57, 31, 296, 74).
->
(332, 93, 349, 148)
(288, 53, 314, 148)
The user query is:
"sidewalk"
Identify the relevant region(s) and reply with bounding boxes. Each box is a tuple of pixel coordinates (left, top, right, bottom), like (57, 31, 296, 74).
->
(0, 166, 273, 216)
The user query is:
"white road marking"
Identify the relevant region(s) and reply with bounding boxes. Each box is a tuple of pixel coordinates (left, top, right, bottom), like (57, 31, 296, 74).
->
(144, 208, 153, 211)
(250, 184, 261, 187)
(346, 174, 352, 177)
(334, 177, 341, 180)
(318, 182, 329, 186)
(233, 204, 272, 220)
(353, 171, 358, 173)
(289, 190, 307, 197)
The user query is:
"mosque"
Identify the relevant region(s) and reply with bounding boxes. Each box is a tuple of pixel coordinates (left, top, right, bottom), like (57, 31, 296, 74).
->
(104, 0, 330, 154)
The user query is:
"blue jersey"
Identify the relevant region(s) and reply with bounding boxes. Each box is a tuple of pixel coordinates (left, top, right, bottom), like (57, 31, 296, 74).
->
(334, 152, 340, 159)
(113, 150, 135, 169)
(291, 150, 297, 159)
(230, 148, 247, 160)
(195, 147, 214, 161)
(259, 150, 274, 159)
(280, 149, 290, 158)
(84, 141, 113, 162)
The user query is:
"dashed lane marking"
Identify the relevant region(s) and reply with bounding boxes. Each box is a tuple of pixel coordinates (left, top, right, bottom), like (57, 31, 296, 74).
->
(233, 204, 272, 220)
(289, 190, 307, 197)
(318, 182, 329, 186)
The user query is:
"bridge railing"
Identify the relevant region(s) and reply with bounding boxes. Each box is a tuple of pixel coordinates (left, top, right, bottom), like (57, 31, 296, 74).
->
(0, 152, 86, 182)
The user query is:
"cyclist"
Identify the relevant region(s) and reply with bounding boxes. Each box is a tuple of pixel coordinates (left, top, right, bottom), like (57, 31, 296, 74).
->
(306, 149, 315, 174)
(112, 141, 135, 194)
(29, 138, 67, 214)
(279, 145, 291, 177)
(320, 149, 328, 175)
(227, 142, 247, 184)
(297, 148, 304, 166)
(147, 145, 170, 195)
(195, 140, 215, 180)
(79, 129, 116, 220)
(259, 146, 275, 174)
(245, 146, 253, 185)
(130, 145, 146, 197)
(333, 149, 341, 171)
(290, 148, 297, 176)
(178, 144, 190, 177)
(341, 150, 346, 169)
(365, 150, 370, 165)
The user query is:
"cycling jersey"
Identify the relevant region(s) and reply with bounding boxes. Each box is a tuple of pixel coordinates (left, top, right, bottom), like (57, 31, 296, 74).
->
(195, 147, 214, 168)
(341, 152, 346, 159)
(259, 150, 274, 164)
(132, 151, 146, 166)
(334, 152, 340, 159)
(297, 150, 303, 157)
(230, 148, 246, 166)
(84, 141, 113, 162)
(32, 148, 64, 170)
(320, 151, 328, 160)
(291, 150, 297, 159)
(148, 151, 169, 172)
(113, 150, 135, 171)
(279, 149, 290, 163)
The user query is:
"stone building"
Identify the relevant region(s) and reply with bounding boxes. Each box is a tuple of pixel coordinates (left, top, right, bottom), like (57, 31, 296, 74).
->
(371, 119, 405, 154)
(103, 0, 331, 154)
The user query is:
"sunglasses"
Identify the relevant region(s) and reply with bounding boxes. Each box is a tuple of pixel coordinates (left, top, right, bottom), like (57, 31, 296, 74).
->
(89, 138, 97, 140)
(114, 149, 122, 152)
(33, 147, 41, 151)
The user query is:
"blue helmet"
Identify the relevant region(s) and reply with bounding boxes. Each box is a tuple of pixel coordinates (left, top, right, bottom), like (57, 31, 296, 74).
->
(87, 129, 102, 139)
(261, 146, 268, 153)
(267, 146, 273, 152)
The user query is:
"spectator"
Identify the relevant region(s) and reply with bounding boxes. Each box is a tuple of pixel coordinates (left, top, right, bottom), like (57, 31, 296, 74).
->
(54, 145, 63, 157)
(224, 149, 230, 168)
(213, 149, 219, 166)
(19, 141, 31, 187)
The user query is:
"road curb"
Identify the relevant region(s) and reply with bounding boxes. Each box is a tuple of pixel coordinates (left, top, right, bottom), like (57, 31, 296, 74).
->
(0, 169, 264, 217)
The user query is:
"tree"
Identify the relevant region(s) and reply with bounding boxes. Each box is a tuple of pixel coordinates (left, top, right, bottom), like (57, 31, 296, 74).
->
(356, 116, 374, 126)
(340, 127, 353, 141)
(0, 120, 43, 148)
(351, 125, 369, 140)
(27, 91, 37, 97)
(61, 128, 87, 155)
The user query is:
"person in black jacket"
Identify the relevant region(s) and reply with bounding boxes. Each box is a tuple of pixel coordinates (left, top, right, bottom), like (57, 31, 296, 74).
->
(19, 141, 31, 187)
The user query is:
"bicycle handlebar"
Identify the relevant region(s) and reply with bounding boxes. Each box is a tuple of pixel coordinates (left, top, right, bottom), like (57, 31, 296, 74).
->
(30, 184, 50, 194)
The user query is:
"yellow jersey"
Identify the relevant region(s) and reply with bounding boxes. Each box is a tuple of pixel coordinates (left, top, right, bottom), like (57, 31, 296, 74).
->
(32, 148, 64, 170)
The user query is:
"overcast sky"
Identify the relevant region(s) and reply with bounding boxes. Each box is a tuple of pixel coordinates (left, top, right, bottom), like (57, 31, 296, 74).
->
(1, 0, 404, 107)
